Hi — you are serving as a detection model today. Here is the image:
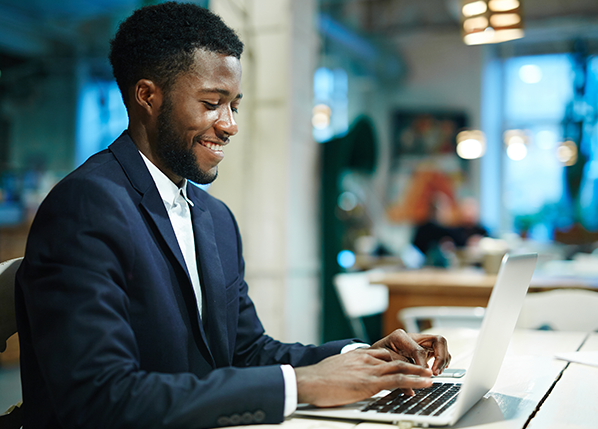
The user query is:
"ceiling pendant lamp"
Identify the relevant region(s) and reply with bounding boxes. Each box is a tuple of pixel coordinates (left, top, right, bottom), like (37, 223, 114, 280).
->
(461, 0, 524, 45)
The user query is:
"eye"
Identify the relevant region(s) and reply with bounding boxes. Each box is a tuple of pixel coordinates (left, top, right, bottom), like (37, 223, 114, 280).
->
(232, 106, 239, 114)
(203, 102, 218, 110)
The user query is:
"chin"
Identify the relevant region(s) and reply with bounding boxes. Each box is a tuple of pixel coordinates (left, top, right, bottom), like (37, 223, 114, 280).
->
(190, 167, 218, 185)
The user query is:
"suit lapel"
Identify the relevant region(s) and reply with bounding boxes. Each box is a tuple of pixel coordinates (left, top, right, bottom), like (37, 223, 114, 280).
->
(139, 188, 187, 277)
(109, 133, 215, 366)
(189, 188, 230, 367)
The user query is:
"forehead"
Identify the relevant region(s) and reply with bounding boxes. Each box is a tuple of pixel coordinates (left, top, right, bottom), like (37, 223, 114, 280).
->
(175, 48, 242, 94)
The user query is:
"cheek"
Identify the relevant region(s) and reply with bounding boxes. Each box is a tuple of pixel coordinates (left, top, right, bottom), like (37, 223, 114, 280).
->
(184, 107, 217, 127)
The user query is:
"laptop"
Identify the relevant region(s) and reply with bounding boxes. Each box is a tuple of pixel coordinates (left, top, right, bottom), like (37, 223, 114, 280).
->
(295, 252, 538, 427)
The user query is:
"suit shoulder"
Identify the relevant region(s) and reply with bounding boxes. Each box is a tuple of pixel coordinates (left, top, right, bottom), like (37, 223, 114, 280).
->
(39, 151, 133, 220)
(53, 150, 130, 196)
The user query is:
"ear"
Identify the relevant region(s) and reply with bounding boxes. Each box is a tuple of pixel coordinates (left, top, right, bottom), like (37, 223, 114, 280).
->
(132, 79, 162, 117)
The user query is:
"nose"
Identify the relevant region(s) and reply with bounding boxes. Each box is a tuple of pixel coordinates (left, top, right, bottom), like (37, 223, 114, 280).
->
(215, 105, 238, 138)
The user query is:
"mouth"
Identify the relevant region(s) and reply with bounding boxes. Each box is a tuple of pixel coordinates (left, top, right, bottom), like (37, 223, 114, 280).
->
(198, 139, 225, 154)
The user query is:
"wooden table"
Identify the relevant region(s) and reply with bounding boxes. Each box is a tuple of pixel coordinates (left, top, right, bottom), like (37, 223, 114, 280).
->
(0, 222, 29, 366)
(370, 268, 598, 336)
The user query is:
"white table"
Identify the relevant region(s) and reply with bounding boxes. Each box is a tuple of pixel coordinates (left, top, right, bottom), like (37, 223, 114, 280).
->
(526, 332, 598, 428)
(247, 329, 592, 429)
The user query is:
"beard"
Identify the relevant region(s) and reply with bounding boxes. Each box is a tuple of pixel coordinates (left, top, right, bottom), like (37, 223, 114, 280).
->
(155, 96, 218, 185)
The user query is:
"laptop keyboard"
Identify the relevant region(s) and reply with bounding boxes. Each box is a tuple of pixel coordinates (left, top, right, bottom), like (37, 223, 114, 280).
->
(361, 382, 461, 416)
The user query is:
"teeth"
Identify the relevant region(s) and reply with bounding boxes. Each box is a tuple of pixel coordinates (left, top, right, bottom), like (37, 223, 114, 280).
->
(203, 141, 223, 152)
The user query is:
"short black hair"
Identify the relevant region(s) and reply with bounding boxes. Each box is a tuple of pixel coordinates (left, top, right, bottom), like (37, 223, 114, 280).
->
(109, 1, 244, 106)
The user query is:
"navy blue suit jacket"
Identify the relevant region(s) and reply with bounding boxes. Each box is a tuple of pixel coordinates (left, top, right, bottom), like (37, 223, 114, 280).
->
(15, 133, 351, 428)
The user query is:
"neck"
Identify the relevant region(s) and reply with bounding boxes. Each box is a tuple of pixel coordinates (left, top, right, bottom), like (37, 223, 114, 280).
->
(128, 123, 183, 186)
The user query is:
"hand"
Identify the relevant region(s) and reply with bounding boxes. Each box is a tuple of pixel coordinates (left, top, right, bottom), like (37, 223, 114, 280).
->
(370, 329, 451, 376)
(295, 348, 433, 408)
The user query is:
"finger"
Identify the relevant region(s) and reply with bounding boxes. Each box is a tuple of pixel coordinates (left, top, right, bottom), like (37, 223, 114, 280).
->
(432, 351, 452, 375)
(384, 373, 433, 392)
(370, 371, 433, 394)
(428, 338, 451, 375)
(390, 354, 412, 363)
(410, 334, 451, 375)
(397, 334, 430, 369)
(400, 387, 415, 397)
(365, 348, 394, 362)
(378, 360, 433, 378)
(376, 329, 430, 368)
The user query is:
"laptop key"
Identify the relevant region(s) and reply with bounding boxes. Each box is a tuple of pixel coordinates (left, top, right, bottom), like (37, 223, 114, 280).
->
(362, 383, 460, 416)
(418, 388, 461, 415)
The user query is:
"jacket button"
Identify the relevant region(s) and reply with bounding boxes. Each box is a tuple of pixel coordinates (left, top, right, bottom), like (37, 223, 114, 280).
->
(241, 412, 253, 424)
(253, 410, 265, 423)
(217, 416, 231, 426)
(230, 414, 242, 425)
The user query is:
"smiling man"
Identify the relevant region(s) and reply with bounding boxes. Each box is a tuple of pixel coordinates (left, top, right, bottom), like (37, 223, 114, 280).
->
(15, 3, 450, 429)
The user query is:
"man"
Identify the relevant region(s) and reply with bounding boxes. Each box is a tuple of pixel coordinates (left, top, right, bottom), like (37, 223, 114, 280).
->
(15, 3, 450, 428)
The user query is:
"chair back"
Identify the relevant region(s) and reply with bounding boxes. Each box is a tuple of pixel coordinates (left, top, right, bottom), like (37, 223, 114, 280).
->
(0, 257, 24, 427)
(517, 289, 598, 331)
(333, 272, 389, 319)
(398, 306, 486, 333)
(0, 258, 23, 353)
(333, 272, 388, 342)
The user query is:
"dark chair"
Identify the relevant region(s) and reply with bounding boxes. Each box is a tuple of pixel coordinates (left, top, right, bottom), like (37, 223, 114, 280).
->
(0, 257, 24, 428)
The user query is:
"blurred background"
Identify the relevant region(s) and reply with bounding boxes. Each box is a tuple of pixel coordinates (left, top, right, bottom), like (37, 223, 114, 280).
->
(2, 0, 598, 368)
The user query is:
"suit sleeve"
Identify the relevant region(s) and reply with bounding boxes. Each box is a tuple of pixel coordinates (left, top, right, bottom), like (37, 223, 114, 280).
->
(16, 176, 286, 429)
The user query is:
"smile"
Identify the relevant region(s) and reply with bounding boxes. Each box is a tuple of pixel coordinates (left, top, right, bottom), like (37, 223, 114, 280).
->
(200, 140, 224, 153)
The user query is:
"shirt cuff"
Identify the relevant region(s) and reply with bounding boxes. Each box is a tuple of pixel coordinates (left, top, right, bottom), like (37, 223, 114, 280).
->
(281, 364, 297, 417)
(341, 342, 370, 354)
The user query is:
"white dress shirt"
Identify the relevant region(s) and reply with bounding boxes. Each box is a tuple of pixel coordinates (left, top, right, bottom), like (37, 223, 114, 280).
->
(139, 152, 299, 416)
(140, 152, 203, 319)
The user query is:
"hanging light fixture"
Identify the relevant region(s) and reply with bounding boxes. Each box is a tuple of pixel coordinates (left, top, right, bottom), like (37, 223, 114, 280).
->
(504, 129, 530, 161)
(461, 0, 524, 45)
(556, 140, 578, 166)
(456, 130, 486, 159)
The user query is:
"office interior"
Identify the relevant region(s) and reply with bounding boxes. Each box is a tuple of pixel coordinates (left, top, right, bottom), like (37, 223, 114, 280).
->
(2, 0, 598, 411)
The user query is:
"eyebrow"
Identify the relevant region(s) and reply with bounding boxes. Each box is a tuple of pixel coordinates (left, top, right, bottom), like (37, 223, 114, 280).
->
(199, 88, 243, 100)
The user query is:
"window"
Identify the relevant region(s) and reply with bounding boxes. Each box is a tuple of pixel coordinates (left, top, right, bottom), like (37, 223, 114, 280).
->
(498, 53, 598, 240)
(312, 67, 348, 142)
(76, 81, 128, 167)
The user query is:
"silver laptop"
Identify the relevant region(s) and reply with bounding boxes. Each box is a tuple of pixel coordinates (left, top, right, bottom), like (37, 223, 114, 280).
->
(295, 253, 538, 427)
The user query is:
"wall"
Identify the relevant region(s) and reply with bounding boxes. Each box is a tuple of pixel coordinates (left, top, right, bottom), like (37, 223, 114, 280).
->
(389, 31, 484, 199)
(208, 6, 487, 344)
(341, 30, 486, 247)
(210, 0, 321, 344)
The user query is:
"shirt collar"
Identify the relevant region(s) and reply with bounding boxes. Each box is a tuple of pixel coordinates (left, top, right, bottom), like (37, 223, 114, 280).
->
(139, 151, 194, 208)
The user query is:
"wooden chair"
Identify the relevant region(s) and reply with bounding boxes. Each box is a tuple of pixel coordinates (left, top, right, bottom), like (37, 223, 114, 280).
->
(0, 257, 24, 428)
